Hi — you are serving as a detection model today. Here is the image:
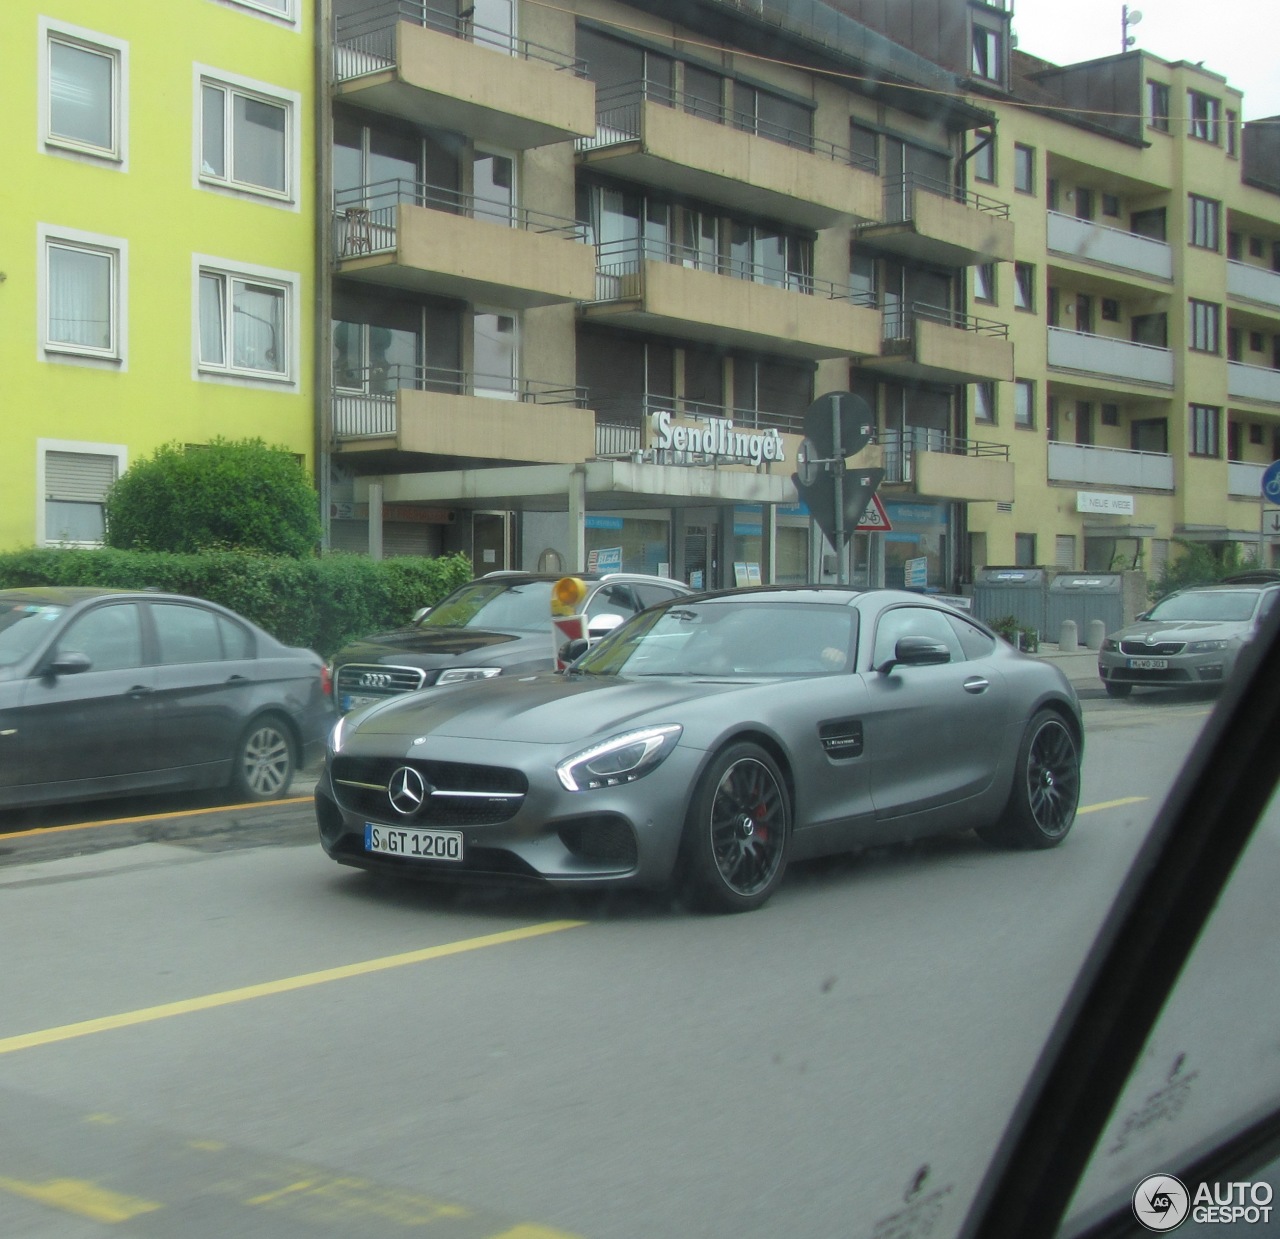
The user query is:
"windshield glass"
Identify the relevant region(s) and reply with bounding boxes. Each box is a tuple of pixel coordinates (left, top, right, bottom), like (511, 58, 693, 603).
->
(1147, 590, 1260, 623)
(417, 580, 553, 633)
(0, 602, 63, 666)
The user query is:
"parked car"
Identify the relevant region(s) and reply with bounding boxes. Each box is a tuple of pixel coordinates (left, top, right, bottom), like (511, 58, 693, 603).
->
(1097, 577, 1280, 697)
(316, 586, 1083, 912)
(0, 587, 333, 809)
(329, 570, 691, 714)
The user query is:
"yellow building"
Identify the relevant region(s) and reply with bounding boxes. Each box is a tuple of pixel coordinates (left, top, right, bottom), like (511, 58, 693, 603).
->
(1, 0, 316, 550)
(966, 43, 1280, 576)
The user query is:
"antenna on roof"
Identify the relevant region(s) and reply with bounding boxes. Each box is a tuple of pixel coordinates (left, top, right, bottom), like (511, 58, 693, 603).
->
(1122, 4, 1143, 52)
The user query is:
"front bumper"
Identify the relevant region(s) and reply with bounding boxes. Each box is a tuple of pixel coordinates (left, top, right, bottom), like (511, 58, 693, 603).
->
(1097, 648, 1236, 688)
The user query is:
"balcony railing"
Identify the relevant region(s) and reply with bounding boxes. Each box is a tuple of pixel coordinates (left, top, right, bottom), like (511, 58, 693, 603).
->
(332, 0, 585, 81)
(1229, 460, 1268, 498)
(883, 301, 1008, 342)
(590, 236, 878, 305)
(881, 172, 1010, 224)
(333, 178, 587, 260)
(1046, 212, 1173, 280)
(333, 364, 586, 438)
(575, 80, 876, 170)
(1047, 441, 1174, 490)
(592, 394, 806, 461)
(1228, 260, 1280, 311)
(879, 428, 1009, 485)
(1047, 327, 1174, 386)
(1227, 360, 1280, 404)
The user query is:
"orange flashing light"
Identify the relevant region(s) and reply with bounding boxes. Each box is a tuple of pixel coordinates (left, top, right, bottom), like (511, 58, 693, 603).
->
(551, 576, 589, 616)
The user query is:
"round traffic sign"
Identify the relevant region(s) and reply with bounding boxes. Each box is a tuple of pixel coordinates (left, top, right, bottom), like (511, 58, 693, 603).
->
(1263, 459, 1280, 503)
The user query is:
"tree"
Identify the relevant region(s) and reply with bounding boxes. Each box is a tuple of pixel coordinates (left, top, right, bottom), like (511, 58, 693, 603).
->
(1150, 539, 1250, 602)
(104, 438, 322, 558)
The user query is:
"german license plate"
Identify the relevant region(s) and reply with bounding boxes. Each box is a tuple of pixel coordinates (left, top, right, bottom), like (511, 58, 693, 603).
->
(364, 823, 463, 861)
(1127, 657, 1168, 670)
(341, 693, 379, 713)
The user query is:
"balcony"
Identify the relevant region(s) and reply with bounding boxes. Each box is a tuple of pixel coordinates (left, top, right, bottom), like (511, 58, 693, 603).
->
(1047, 442, 1174, 490)
(1228, 361, 1280, 405)
(575, 83, 879, 230)
(593, 395, 805, 464)
(855, 175, 1013, 267)
(331, 2, 594, 150)
(333, 180, 595, 308)
(1047, 327, 1174, 388)
(866, 303, 1013, 384)
(581, 239, 882, 361)
(1228, 260, 1280, 313)
(1046, 212, 1173, 281)
(332, 366, 594, 464)
(879, 429, 1013, 502)
(1228, 460, 1267, 498)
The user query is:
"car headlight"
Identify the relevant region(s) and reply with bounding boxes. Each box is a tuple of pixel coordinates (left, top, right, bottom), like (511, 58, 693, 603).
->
(329, 714, 351, 754)
(1102, 638, 1119, 652)
(1186, 639, 1229, 653)
(556, 724, 683, 792)
(436, 667, 502, 685)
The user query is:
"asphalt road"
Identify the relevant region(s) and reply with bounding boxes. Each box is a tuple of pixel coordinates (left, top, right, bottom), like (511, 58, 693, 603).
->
(0, 692, 1224, 1239)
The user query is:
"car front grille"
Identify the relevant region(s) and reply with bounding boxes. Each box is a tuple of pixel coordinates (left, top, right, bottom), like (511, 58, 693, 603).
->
(332, 756, 527, 826)
(336, 663, 428, 700)
(1119, 640, 1186, 656)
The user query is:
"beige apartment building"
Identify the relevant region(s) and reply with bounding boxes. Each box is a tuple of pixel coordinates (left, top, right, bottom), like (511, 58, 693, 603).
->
(321, 0, 1280, 590)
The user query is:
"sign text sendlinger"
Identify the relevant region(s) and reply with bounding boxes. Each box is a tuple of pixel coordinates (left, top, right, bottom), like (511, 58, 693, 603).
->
(650, 409, 786, 467)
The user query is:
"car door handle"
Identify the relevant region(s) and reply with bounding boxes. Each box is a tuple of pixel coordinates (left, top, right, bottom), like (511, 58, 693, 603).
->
(962, 677, 990, 694)
(127, 685, 154, 698)
(226, 674, 250, 683)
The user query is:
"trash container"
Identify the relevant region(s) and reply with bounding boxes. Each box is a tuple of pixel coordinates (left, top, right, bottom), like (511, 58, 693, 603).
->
(1046, 573, 1125, 647)
(971, 568, 1048, 639)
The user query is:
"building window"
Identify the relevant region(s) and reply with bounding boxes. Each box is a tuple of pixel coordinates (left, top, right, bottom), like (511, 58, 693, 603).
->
(971, 382, 996, 424)
(198, 71, 295, 200)
(1189, 404, 1220, 457)
(1101, 193, 1121, 217)
(1187, 90, 1220, 144)
(218, 0, 296, 21)
(1013, 262, 1035, 312)
(1101, 403, 1120, 427)
(1101, 298, 1120, 322)
(1188, 195, 1221, 251)
(850, 122, 878, 173)
(1013, 144, 1035, 194)
(732, 82, 812, 151)
(971, 132, 995, 183)
(41, 230, 125, 362)
(973, 263, 996, 304)
(42, 22, 127, 164)
(38, 440, 126, 547)
(1226, 109, 1239, 157)
(971, 23, 1003, 82)
(1250, 236, 1265, 259)
(1014, 533, 1037, 567)
(1250, 330, 1265, 353)
(1250, 423, 1265, 446)
(1014, 379, 1035, 428)
(196, 262, 295, 382)
(1054, 535, 1077, 570)
(1147, 80, 1170, 132)
(1189, 299, 1221, 354)
(1131, 208, 1167, 242)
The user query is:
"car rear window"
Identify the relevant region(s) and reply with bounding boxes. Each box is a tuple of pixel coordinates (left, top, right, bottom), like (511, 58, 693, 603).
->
(419, 581, 554, 633)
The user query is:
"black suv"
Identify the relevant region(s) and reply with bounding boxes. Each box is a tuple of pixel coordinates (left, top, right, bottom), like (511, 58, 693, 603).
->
(331, 571, 691, 713)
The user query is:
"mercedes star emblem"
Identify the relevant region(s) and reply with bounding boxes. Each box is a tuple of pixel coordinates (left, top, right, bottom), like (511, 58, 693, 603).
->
(387, 766, 429, 816)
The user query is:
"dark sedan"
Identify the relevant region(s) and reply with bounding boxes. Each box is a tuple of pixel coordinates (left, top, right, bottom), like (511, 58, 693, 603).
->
(0, 587, 333, 809)
(317, 587, 1082, 912)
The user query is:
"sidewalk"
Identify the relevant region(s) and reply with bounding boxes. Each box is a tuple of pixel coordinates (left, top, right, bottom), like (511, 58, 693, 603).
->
(1033, 642, 1102, 693)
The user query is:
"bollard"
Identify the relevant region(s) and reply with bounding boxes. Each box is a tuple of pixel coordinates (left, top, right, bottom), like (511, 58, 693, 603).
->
(1086, 618, 1106, 651)
(1058, 619, 1078, 653)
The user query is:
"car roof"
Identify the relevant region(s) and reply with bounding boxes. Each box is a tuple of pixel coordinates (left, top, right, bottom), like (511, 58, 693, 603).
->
(671, 585, 965, 609)
(0, 586, 134, 605)
(474, 571, 690, 590)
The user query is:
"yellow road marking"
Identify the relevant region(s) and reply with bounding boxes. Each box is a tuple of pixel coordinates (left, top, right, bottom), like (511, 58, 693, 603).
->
(0, 921, 585, 1056)
(0, 1177, 162, 1223)
(1078, 796, 1148, 815)
(0, 796, 313, 841)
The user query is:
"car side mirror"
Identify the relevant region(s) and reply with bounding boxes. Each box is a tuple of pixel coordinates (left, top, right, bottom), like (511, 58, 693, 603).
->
(587, 613, 626, 641)
(877, 635, 951, 674)
(560, 638, 590, 666)
(46, 651, 92, 677)
(1135, 611, 1150, 622)
(411, 606, 432, 624)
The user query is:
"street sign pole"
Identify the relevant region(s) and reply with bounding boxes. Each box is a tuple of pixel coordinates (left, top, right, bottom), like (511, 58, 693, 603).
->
(832, 394, 846, 586)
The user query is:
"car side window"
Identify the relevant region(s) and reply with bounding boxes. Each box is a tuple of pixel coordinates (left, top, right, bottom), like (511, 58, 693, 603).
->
(1257, 590, 1279, 621)
(58, 603, 143, 672)
(871, 606, 964, 668)
(946, 614, 998, 660)
(151, 603, 225, 665)
(634, 583, 683, 610)
(217, 614, 255, 660)
(587, 584, 641, 623)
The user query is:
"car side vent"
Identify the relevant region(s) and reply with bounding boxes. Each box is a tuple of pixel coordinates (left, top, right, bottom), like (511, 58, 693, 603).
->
(819, 719, 863, 759)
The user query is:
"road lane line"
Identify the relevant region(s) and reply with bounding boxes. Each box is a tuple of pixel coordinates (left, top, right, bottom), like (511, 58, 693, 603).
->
(0, 921, 585, 1057)
(1078, 796, 1148, 815)
(0, 1176, 162, 1223)
(0, 796, 314, 841)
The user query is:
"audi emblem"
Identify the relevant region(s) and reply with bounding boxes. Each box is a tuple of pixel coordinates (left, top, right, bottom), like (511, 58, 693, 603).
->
(387, 766, 430, 816)
(359, 671, 393, 688)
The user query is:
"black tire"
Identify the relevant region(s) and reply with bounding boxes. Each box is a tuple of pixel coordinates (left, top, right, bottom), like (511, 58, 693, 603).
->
(1104, 680, 1133, 699)
(231, 714, 295, 802)
(978, 709, 1080, 850)
(680, 742, 790, 913)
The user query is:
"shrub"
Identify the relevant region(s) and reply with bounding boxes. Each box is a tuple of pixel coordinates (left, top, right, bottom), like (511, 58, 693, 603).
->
(988, 614, 1040, 653)
(104, 438, 322, 558)
(1150, 539, 1251, 602)
(0, 548, 472, 657)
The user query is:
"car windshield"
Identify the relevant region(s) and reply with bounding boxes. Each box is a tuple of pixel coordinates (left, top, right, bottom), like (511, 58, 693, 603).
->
(416, 580, 553, 633)
(0, 602, 63, 666)
(576, 598, 855, 677)
(1147, 589, 1260, 623)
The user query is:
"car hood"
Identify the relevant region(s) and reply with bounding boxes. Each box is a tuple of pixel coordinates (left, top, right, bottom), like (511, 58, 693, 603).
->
(1116, 620, 1248, 642)
(346, 670, 744, 747)
(334, 627, 550, 669)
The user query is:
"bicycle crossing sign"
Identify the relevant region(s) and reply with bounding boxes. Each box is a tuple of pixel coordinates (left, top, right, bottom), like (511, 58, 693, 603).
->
(855, 494, 892, 532)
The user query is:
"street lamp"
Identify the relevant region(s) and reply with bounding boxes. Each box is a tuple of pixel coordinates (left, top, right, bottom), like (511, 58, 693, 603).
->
(1122, 5, 1143, 51)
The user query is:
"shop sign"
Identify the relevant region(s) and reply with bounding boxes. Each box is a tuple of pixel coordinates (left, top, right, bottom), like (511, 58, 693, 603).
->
(650, 409, 786, 467)
(1076, 491, 1135, 515)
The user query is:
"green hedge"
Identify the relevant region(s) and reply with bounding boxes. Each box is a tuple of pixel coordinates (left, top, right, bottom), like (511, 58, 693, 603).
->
(0, 549, 472, 658)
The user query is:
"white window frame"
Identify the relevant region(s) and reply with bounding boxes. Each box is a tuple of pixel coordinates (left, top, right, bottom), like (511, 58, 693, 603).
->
(36, 439, 128, 548)
(192, 255, 300, 388)
(194, 66, 300, 208)
(38, 19, 129, 169)
(38, 224, 128, 368)
(205, 0, 299, 28)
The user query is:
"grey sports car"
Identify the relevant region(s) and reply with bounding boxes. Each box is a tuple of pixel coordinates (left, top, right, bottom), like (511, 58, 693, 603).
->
(315, 587, 1083, 912)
